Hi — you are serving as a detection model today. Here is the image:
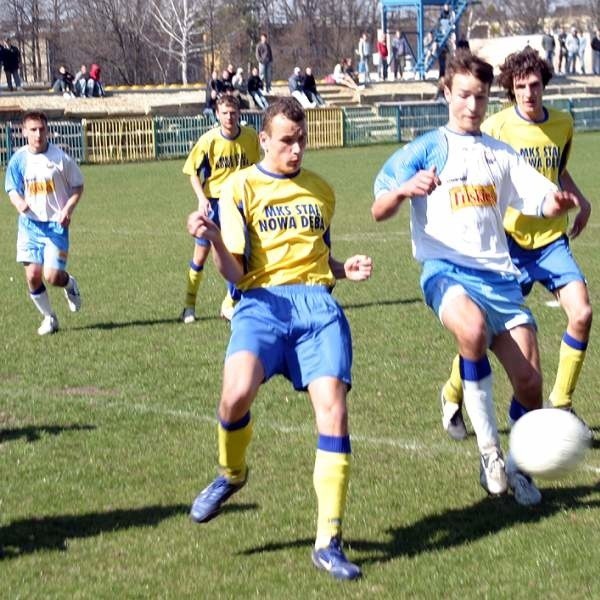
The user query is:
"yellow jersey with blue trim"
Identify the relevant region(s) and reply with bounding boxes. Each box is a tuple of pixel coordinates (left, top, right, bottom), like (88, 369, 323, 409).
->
(219, 164, 336, 290)
(182, 125, 260, 199)
(482, 105, 573, 249)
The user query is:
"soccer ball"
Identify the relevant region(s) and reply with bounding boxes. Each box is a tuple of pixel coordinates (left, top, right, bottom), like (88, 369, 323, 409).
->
(509, 408, 591, 480)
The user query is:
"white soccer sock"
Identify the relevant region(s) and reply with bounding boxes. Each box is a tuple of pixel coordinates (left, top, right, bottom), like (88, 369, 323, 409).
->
(463, 373, 500, 455)
(30, 286, 53, 317)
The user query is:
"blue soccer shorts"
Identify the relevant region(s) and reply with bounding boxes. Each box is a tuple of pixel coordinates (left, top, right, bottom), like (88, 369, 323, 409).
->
(508, 234, 586, 296)
(421, 259, 536, 342)
(195, 198, 220, 248)
(226, 284, 353, 391)
(16, 215, 69, 270)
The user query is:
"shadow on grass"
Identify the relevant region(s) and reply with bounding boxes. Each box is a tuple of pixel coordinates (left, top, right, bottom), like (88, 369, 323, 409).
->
(0, 423, 96, 444)
(342, 297, 423, 311)
(0, 501, 259, 560)
(71, 316, 220, 331)
(240, 483, 600, 566)
(0, 504, 189, 560)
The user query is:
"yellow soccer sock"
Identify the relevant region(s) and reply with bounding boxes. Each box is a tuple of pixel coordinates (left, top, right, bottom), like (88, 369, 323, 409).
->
(549, 333, 588, 409)
(217, 412, 253, 483)
(313, 436, 351, 549)
(443, 354, 463, 405)
(185, 262, 204, 308)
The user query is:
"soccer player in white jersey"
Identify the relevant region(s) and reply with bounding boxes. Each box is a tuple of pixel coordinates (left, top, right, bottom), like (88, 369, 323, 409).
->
(372, 51, 582, 506)
(440, 48, 593, 440)
(5, 111, 84, 336)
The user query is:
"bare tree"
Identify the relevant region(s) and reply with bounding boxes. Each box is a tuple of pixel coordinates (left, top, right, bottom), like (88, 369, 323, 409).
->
(146, 0, 208, 84)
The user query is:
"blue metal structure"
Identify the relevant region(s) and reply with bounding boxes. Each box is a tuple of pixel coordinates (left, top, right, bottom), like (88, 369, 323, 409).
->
(381, 0, 471, 79)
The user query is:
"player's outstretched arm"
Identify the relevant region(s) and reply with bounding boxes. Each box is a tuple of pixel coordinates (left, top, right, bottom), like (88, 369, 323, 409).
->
(559, 169, 591, 239)
(541, 190, 580, 219)
(186, 210, 244, 283)
(329, 255, 373, 281)
(372, 166, 440, 221)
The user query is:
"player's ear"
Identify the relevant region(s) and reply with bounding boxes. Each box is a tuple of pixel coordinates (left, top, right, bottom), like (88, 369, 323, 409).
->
(443, 85, 451, 104)
(259, 131, 269, 152)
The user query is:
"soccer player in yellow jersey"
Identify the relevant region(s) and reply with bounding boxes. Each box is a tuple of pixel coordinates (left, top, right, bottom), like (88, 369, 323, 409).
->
(440, 48, 593, 440)
(181, 95, 260, 323)
(186, 97, 372, 580)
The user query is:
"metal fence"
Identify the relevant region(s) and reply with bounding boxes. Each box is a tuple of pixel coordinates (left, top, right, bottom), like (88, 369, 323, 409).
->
(2, 97, 600, 167)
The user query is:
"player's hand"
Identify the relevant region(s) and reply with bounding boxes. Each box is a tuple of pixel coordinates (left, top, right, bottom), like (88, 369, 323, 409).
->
(58, 207, 73, 227)
(344, 254, 373, 281)
(568, 196, 591, 239)
(198, 197, 211, 216)
(405, 166, 440, 197)
(187, 210, 220, 242)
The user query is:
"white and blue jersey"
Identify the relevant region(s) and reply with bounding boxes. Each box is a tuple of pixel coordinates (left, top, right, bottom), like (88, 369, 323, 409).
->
(5, 143, 84, 222)
(373, 127, 558, 276)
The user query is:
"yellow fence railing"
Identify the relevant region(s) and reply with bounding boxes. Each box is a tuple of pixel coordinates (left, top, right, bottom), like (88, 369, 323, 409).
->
(83, 118, 156, 164)
(305, 108, 344, 150)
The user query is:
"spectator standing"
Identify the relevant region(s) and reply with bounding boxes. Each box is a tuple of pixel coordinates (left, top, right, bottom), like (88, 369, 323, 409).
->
(578, 31, 587, 74)
(303, 67, 326, 106)
(2, 38, 22, 91)
(247, 66, 268, 110)
(391, 30, 409, 80)
(566, 28, 579, 74)
(376, 32, 389, 82)
(357, 32, 371, 84)
(542, 28, 556, 70)
(255, 32, 273, 93)
(439, 3, 455, 37)
(592, 28, 600, 75)
(557, 27, 568, 73)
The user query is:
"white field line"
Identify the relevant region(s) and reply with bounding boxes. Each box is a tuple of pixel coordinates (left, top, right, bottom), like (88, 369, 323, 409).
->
(69, 396, 600, 474)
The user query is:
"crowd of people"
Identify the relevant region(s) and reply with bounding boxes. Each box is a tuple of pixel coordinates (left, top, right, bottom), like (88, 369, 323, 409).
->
(51, 63, 105, 98)
(543, 25, 600, 75)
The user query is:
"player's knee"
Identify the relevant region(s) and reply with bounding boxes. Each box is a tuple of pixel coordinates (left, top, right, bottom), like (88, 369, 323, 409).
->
(45, 269, 67, 287)
(219, 382, 255, 420)
(570, 302, 593, 334)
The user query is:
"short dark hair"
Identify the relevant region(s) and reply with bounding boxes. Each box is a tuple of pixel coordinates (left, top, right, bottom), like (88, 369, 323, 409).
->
(444, 50, 494, 90)
(497, 48, 552, 102)
(22, 111, 48, 126)
(262, 97, 305, 135)
(216, 94, 240, 111)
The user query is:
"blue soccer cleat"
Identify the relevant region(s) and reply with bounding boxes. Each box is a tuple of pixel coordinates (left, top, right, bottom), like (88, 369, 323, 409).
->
(190, 471, 247, 523)
(311, 537, 361, 580)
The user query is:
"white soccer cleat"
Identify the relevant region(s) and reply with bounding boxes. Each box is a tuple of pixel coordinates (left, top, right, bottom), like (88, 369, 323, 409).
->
(181, 307, 196, 324)
(64, 277, 82, 312)
(479, 449, 508, 496)
(38, 314, 59, 336)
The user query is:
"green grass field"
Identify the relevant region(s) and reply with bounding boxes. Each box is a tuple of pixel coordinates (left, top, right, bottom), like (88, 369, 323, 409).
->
(1, 134, 599, 598)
